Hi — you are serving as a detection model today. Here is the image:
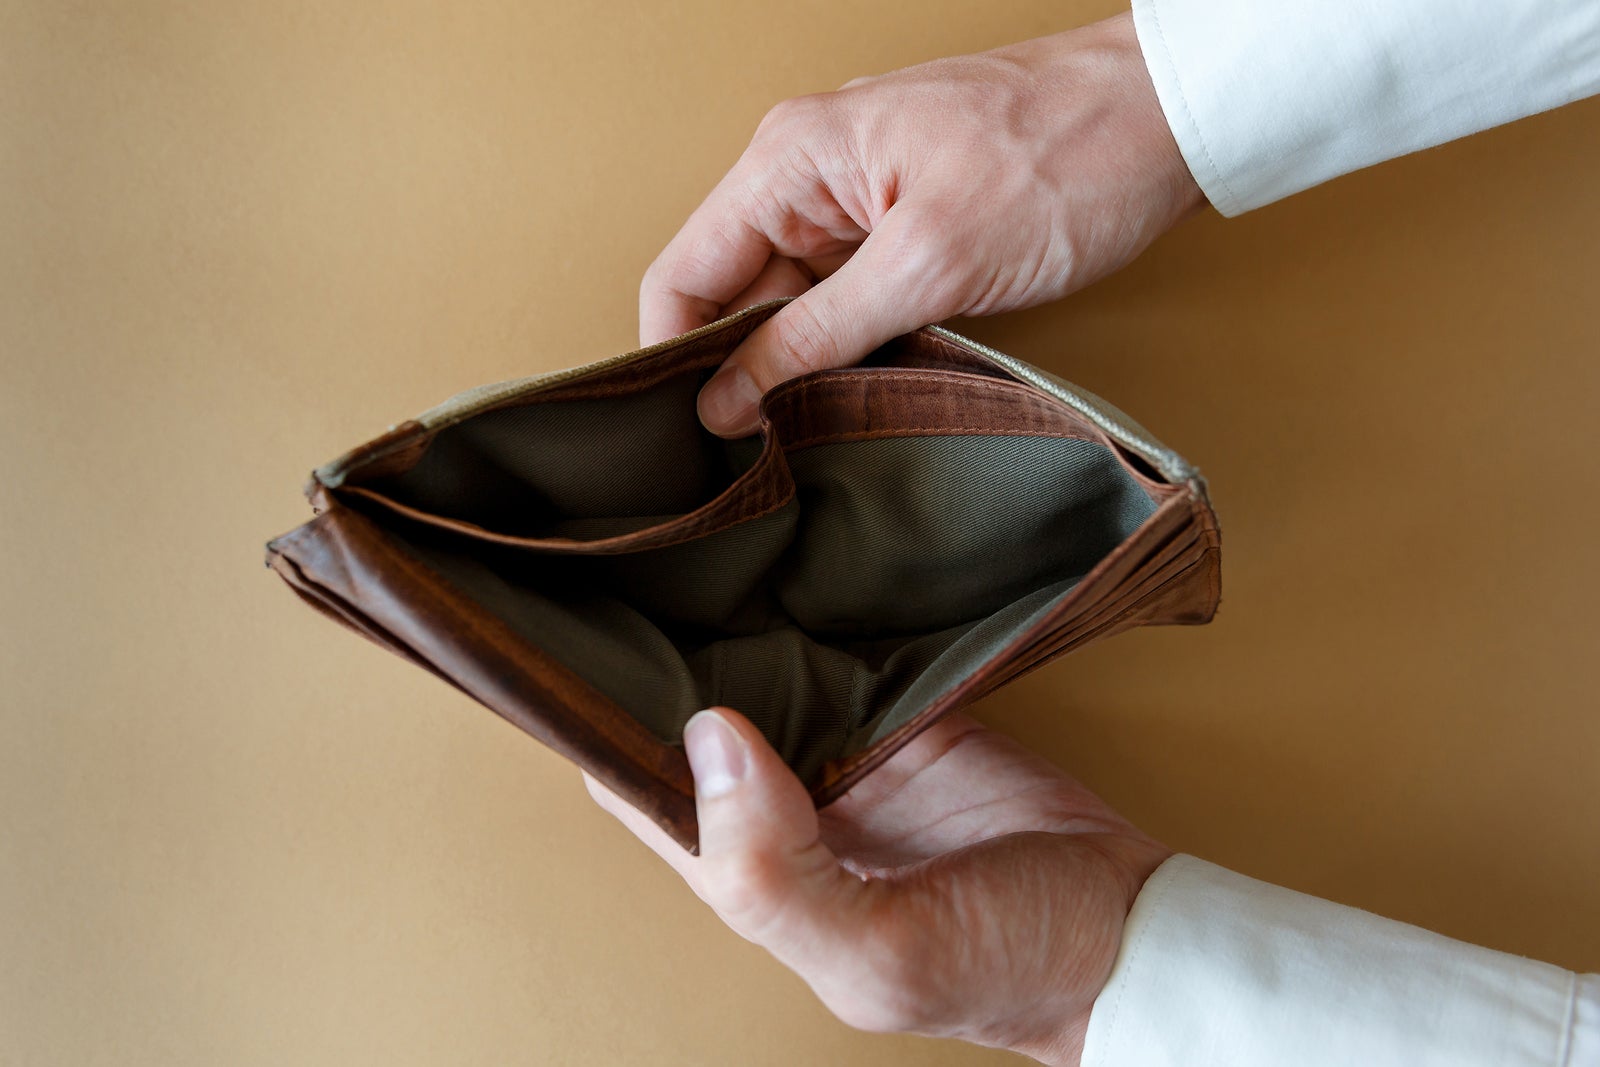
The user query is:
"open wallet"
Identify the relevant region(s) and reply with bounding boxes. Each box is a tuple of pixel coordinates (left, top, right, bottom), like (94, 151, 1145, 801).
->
(265, 299, 1220, 851)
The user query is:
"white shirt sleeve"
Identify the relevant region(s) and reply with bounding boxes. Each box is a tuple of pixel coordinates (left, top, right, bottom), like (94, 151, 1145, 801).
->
(1082, 854, 1599, 1066)
(1130, 0, 1600, 216)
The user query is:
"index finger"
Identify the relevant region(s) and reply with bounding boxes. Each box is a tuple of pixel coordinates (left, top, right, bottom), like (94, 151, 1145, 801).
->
(639, 167, 776, 346)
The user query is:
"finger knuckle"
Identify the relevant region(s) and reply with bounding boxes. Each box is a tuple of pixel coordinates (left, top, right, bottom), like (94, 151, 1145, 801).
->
(755, 95, 814, 138)
(704, 853, 787, 926)
(638, 259, 666, 301)
(770, 303, 837, 376)
(757, 91, 851, 145)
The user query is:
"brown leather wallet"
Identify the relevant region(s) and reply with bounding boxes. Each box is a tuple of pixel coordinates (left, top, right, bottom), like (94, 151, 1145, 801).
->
(265, 300, 1220, 851)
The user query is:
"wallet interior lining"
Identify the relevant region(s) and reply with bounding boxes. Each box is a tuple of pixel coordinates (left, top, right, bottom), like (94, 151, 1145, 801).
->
(336, 353, 1165, 784)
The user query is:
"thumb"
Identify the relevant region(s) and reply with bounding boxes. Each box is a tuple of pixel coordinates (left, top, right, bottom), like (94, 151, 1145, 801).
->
(696, 206, 950, 437)
(684, 708, 876, 972)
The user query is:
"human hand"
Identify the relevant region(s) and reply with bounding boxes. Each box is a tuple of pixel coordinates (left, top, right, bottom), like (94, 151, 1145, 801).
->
(583, 708, 1172, 1065)
(640, 11, 1202, 437)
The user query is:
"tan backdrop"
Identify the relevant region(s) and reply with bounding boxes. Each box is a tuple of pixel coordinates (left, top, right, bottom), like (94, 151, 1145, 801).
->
(4, 2, 1597, 1063)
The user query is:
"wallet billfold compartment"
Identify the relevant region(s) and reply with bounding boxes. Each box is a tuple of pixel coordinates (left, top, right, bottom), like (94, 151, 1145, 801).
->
(266, 300, 1220, 850)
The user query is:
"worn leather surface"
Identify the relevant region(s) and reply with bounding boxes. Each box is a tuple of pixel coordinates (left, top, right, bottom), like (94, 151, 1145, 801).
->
(266, 309, 1221, 851)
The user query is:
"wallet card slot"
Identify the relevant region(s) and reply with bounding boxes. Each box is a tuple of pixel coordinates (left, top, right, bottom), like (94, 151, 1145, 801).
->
(759, 367, 1105, 451)
(330, 361, 790, 554)
(806, 488, 1209, 797)
(958, 541, 1217, 712)
(334, 442, 796, 556)
(1004, 520, 1212, 674)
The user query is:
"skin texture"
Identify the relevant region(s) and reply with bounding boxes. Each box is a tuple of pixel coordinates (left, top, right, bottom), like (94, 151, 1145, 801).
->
(602, 11, 1203, 1064)
(637, 11, 1204, 436)
(585, 711, 1172, 1065)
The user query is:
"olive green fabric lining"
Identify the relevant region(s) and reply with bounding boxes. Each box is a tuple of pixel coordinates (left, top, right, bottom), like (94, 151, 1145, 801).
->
(357, 372, 1159, 784)
(364, 371, 750, 538)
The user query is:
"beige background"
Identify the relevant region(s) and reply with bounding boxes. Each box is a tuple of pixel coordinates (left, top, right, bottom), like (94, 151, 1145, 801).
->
(4, 1, 1597, 1063)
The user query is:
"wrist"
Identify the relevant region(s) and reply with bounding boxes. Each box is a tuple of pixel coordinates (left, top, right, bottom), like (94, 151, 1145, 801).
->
(1032, 11, 1204, 219)
(1094, 10, 1206, 219)
(1005, 837, 1174, 1067)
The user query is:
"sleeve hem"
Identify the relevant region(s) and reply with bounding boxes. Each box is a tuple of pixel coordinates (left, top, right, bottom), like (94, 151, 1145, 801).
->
(1081, 854, 1584, 1067)
(1130, 0, 1247, 217)
(1126, 0, 1600, 216)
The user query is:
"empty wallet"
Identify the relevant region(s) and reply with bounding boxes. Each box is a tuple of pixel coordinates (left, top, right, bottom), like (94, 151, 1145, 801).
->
(265, 299, 1220, 851)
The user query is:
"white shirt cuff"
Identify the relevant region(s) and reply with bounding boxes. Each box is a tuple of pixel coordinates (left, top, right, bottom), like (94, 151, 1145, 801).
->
(1082, 854, 1596, 1066)
(1130, 0, 1600, 215)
